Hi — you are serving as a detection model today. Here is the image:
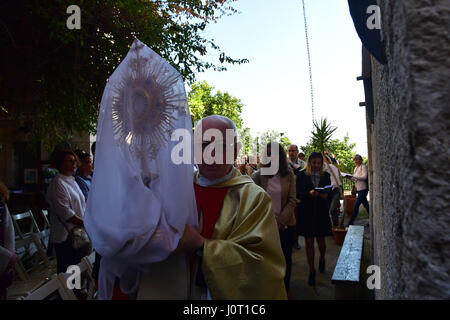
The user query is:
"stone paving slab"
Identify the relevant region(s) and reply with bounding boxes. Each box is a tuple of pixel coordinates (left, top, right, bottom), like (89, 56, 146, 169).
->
(290, 211, 371, 300)
(290, 236, 340, 300)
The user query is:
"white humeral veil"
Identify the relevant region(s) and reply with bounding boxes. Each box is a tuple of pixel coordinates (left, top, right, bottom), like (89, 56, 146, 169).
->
(84, 39, 197, 300)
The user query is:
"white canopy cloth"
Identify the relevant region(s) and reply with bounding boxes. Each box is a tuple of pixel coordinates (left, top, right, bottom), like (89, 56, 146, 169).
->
(84, 39, 197, 299)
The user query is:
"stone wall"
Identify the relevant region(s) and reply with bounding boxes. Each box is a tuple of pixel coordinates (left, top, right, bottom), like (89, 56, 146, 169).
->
(370, 0, 450, 299)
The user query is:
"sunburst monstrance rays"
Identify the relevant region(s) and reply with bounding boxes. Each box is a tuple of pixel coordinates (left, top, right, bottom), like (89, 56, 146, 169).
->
(111, 41, 186, 161)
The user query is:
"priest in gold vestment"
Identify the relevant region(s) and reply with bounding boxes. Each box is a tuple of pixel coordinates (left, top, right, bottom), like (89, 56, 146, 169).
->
(176, 115, 287, 300)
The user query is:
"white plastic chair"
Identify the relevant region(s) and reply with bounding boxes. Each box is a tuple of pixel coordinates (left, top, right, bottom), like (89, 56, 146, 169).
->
(41, 210, 51, 229)
(18, 256, 98, 300)
(11, 210, 40, 239)
(11, 210, 51, 278)
(80, 256, 97, 300)
(18, 273, 76, 300)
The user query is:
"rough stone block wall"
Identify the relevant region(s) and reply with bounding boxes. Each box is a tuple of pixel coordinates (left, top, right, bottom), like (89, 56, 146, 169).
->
(371, 0, 450, 299)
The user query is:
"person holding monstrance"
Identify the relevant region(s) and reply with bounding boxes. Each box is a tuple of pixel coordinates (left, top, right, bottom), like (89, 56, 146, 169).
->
(84, 39, 197, 299)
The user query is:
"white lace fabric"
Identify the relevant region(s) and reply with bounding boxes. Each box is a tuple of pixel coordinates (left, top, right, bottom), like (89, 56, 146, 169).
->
(84, 39, 197, 299)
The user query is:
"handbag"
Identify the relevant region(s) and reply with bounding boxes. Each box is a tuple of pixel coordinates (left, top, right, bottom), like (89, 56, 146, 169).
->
(70, 226, 91, 249)
(69, 226, 92, 257)
(54, 210, 93, 255)
(351, 184, 357, 196)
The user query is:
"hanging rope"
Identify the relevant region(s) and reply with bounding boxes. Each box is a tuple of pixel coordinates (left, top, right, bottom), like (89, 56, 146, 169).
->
(301, 0, 315, 125)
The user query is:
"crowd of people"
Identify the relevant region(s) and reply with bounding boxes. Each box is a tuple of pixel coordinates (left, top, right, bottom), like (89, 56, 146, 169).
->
(0, 115, 371, 300)
(0, 39, 374, 300)
(234, 143, 370, 291)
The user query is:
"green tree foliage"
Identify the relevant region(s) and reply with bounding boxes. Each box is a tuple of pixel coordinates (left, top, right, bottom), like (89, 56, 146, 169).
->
(0, 0, 248, 148)
(188, 81, 244, 129)
(257, 130, 289, 148)
(327, 135, 357, 174)
(237, 127, 253, 157)
(280, 136, 293, 150)
(235, 129, 292, 158)
(252, 130, 291, 155)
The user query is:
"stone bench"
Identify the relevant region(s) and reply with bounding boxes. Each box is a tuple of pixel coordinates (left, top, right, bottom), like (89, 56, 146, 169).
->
(331, 225, 365, 299)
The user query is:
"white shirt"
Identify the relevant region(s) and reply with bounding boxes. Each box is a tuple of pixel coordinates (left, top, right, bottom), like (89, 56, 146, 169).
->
(197, 167, 234, 187)
(325, 163, 342, 189)
(46, 174, 85, 243)
(352, 164, 368, 191)
(290, 159, 305, 170)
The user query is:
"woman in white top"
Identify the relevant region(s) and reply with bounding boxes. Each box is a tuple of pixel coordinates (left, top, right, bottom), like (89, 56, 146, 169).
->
(46, 150, 86, 273)
(346, 154, 370, 225)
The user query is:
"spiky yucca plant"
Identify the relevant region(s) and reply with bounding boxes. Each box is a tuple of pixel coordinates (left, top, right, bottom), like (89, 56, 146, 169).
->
(311, 117, 337, 152)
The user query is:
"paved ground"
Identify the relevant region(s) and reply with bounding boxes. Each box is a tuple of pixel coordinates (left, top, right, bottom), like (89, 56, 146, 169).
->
(289, 205, 370, 300)
(290, 235, 340, 300)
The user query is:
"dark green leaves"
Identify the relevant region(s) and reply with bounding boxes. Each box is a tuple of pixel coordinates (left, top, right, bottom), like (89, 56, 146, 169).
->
(0, 0, 247, 149)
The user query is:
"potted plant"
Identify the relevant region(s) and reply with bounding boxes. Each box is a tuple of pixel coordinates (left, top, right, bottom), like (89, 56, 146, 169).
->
(332, 206, 348, 246)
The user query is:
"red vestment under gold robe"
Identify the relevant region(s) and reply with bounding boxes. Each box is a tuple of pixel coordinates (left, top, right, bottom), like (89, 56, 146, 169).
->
(191, 168, 287, 300)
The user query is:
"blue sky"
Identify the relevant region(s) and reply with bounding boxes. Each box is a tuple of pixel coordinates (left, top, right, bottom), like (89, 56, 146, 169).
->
(194, 0, 368, 156)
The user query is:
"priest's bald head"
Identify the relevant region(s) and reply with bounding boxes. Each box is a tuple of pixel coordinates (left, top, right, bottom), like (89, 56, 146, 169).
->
(194, 115, 240, 181)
